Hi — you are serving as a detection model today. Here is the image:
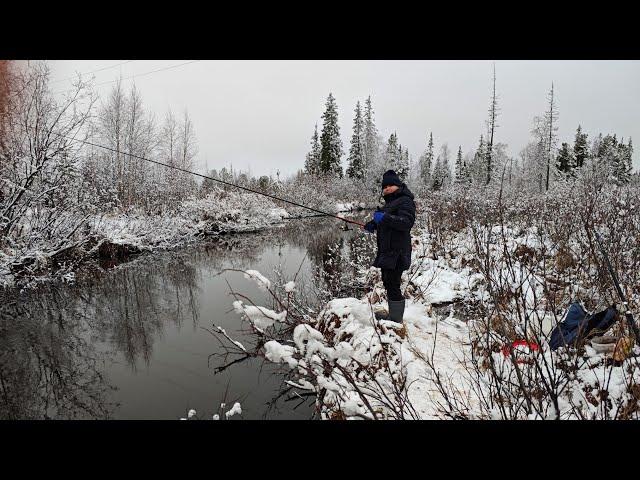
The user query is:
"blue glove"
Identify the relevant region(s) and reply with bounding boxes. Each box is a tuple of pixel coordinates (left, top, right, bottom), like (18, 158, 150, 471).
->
(364, 222, 376, 233)
(373, 211, 386, 224)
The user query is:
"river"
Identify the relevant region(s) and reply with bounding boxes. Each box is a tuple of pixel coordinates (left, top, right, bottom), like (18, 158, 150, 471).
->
(0, 216, 375, 420)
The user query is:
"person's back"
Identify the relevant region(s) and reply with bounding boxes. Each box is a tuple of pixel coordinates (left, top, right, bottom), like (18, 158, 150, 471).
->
(363, 170, 416, 323)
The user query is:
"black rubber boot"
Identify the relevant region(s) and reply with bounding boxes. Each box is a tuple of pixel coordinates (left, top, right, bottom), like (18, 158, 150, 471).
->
(388, 299, 405, 323)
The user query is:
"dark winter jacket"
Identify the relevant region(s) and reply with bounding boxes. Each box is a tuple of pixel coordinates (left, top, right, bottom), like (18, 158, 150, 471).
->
(365, 184, 416, 271)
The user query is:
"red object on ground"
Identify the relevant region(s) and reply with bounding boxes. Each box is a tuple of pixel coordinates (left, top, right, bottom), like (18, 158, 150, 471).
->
(501, 340, 540, 363)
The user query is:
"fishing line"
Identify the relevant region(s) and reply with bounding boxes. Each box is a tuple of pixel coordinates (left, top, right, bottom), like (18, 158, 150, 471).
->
(13, 123, 366, 227)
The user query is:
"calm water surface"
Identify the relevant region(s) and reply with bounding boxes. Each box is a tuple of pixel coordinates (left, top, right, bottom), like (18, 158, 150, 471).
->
(0, 218, 373, 419)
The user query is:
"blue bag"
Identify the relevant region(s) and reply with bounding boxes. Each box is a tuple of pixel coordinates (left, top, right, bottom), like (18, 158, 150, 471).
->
(549, 303, 618, 350)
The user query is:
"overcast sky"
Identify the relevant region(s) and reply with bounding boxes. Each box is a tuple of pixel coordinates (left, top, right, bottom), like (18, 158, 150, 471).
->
(47, 60, 640, 177)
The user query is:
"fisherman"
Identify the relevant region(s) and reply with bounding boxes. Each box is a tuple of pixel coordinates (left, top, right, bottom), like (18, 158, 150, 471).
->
(363, 170, 416, 324)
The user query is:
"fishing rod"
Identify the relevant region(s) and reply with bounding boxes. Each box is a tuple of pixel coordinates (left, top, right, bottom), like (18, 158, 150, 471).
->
(283, 212, 339, 220)
(283, 207, 378, 221)
(15, 124, 366, 228)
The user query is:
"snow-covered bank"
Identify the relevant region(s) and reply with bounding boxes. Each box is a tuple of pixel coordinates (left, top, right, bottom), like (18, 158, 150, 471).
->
(246, 231, 481, 419)
(91, 195, 290, 251)
(334, 202, 366, 213)
(0, 188, 290, 289)
(229, 210, 640, 420)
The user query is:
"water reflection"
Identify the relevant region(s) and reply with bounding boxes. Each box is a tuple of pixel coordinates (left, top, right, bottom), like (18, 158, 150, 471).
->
(0, 294, 117, 419)
(287, 216, 376, 301)
(0, 218, 374, 419)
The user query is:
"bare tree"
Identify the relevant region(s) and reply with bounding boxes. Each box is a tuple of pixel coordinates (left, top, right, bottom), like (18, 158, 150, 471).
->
(0, 61, 12, 156)
(0, 62, 96, 279)
(96, 78, 126, 207)
(176, 109, 198, 200)
(0, 60, 14, 201)
(122, 83, 158, 209)
(485, 63, 500, 186)
(159, 109, 179, 207)
(544, 83, 559, 191)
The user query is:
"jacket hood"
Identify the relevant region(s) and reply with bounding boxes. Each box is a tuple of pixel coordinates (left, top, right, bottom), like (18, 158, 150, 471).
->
(383, 183, 414, 202)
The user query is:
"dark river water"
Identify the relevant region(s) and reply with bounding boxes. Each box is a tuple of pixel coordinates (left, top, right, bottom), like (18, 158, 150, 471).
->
(0, 217, 374, 420)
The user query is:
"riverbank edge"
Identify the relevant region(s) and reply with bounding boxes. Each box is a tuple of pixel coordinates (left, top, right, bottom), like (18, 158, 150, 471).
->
(0, 202, 369, 292)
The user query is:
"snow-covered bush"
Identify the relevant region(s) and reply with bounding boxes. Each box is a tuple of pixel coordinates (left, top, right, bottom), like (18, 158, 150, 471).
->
(218, 183, 640, 420)
(416, 184, 640, 419)
(0, 62, 96, 287)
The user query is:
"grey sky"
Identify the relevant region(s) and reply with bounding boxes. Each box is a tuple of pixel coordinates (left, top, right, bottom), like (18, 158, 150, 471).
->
(48, 60, 640, 177)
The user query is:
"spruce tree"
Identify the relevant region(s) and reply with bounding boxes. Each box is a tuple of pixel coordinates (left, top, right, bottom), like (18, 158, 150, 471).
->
(556, 142, 573, 175)
(614, 137, 632, 184)
(472, 135, 486, 184)
(454, 146, 464, 183)
(399, 147, 410, 178)
(419, 132, 434, 188)
(304, 124, 321, 175)
(573, 125, 588, 169)
(363, 96, 378, 173)
(385, 132, 399, 171)
(319, 93, 343, 177)
(392, 142, 408, 178)
(463, 155, 472, 185)
(594, 133, 604, 157)
(596, 134, 629, 185)
(346, 101, 365, 179)
(433, 144, 452, 190)
(599, 134, 616, 175)
(440, 144, 452, 188)
(432, 156, 443, 191)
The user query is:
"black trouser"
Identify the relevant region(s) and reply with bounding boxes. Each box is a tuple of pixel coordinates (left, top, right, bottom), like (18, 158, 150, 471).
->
(381, 267, 403, 301)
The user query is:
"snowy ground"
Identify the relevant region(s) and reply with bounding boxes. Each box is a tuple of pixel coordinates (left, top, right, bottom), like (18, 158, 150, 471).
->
(231, 228, 482, 419)
(233, 225, 640, 420)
